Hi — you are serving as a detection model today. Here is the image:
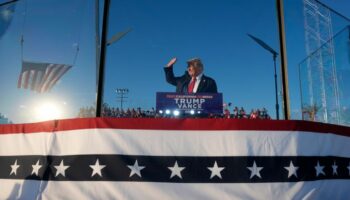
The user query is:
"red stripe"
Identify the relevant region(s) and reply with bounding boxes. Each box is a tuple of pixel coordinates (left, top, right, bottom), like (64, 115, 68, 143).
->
(39, 65, 55, 92)
(17, 72, 23, 88)
(0, 118, 350, 137)
(44, 65, 71, 92)
(23, 71, 30, 89)
(35, 71, 44, 92)
(30, 70, 39, 90)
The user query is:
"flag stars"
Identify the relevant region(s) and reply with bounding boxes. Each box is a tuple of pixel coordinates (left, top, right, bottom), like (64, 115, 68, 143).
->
(207, 161, 225, 179)
(54, 160, 70, 177)
(90, 159, 106, 177)
(10, 160, 20, 176)
(168, 161, 185, 179)
(284, 161, 299, 178)
(31, 160, 42, 176)
(315, 161, 325, 177)
(247, 161, 263, 179)
(127, 160, 145, 178)
(332, 161, 338, 176)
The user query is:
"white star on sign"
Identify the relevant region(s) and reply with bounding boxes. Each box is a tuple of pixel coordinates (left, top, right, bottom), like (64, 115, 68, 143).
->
(90, 159, 106, 177)
(247, 161, 263, 179)
(54, 160, 70, 177)
(284, 161, 299, 178)
(10, 160, 20, 176)
(207, 161, 225, 179)
(315, 161, 325, 177)
(127, 160, 145, 178)
(168, 161, 185, 179)
(31, 160, 42, 176)
(332, 161, 338, 176)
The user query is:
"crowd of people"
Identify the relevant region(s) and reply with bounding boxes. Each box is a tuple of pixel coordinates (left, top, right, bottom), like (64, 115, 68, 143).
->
(79, 104, 272, 119)
(223, 106, 271, 119)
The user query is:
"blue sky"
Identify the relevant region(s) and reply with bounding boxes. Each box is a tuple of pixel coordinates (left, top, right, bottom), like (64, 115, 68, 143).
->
(0, 0, 349, 123)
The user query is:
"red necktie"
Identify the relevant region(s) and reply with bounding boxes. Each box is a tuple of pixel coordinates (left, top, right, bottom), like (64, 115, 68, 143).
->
(188, 78, 196, 93)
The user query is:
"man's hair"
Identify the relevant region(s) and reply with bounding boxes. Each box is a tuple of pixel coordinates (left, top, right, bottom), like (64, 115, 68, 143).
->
(187, 58, 203, 69)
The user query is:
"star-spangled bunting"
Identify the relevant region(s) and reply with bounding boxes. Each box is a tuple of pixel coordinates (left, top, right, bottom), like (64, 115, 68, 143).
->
(168, 161, 185, 179)
(54, 160, 70, 177)
(31, 160, 42, 176)
(90, 159, 106, 177)
(332, 161, 338, 176)
(284, 161, 299, 178)
(127, 160, 145, 178)
(315, 161, 325, 177)
(208, 161, 225, 179)
(10, 160, 20, 176)
(247, 161, 263, 179)
(0, 155, 349, 182)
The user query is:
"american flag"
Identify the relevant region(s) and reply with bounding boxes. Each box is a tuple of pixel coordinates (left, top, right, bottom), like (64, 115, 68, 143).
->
(0, 118, 349, 199)
(17, 61, 72, 93)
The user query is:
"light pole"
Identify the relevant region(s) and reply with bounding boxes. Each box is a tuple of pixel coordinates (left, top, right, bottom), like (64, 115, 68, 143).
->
(248, 34, 280, 120)
(116, 88, 129, 110)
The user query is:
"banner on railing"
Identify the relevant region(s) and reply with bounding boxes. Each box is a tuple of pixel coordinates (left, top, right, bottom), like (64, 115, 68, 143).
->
(0, 118, 349, 199)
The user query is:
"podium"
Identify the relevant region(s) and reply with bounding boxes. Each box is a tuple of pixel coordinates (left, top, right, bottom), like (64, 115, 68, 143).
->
(156, 92, 223, 115)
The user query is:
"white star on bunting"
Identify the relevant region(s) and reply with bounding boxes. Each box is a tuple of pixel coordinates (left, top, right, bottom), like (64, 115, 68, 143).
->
(10, 160, 20, 176)
(315, 161, 325, 177)
(332, 161, 338, 176)
(207, 161, 225, 179)
(90, 159, 106, 177)
(127, 160, 145, 178)
(247, 161, 263, 179)
(54, 160, 70, 177)
(31, 160, 42, 176)
(168, 161, 185, 179)
(284, 161, 299, 178)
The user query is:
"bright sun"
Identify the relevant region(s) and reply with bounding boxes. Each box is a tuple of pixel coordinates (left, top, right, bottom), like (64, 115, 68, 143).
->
(34, 102, 63, 121)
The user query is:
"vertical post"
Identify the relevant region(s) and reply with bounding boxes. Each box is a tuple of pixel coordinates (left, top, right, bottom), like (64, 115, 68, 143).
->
(276, 0, 291, 120)
(96, 0, 110, 117)
(273, 55, 280, 120)
(116, 88, 129, 110)
(95, 0, 100, 92)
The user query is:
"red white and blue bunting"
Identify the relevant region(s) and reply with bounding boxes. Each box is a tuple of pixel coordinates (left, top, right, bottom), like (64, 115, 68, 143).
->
(0, 118, 350, 199)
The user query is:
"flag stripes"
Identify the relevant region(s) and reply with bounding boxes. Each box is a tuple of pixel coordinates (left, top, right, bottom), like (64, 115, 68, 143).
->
(17, 61, 72, 93)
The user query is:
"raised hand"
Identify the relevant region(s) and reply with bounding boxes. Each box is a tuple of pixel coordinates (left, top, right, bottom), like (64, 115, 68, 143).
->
(166, 57, 177, 67)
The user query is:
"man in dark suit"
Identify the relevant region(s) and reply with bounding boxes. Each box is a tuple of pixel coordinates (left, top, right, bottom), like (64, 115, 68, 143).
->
(164, 57, 217, 93)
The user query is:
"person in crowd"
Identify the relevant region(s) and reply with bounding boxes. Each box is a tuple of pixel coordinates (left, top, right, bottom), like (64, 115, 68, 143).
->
(239, 107, 247, 118)
(224, 109, 231, 118)
(164, 57, 217, 93)
(233, 106, 239, 118)
(249, 109, 258, 119)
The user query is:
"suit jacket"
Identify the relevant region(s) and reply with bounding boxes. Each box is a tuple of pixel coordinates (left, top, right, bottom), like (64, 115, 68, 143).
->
(164, 67, 218, 93)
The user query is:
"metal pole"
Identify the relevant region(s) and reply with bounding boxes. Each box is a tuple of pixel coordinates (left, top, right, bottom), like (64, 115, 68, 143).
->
(96, 0, 110, 117)
(276, 0, 291, 120)
(95, 0, 100, 93)
(116, 89, 128, 110)
(120, 93, 124, 110)
(273, 55, 280, 120)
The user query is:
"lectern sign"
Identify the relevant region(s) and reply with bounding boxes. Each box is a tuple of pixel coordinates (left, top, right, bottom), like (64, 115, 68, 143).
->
(156, 92, 223, 114)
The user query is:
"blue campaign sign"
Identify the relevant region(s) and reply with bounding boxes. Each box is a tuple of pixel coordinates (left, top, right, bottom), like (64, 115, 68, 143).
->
(156, 92, 223, 115)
